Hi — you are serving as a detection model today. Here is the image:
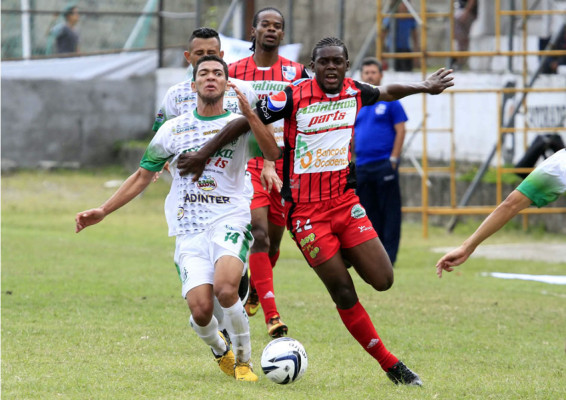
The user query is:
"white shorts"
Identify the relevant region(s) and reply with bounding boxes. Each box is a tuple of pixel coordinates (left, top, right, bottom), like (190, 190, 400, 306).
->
(174, 221, 253, 298)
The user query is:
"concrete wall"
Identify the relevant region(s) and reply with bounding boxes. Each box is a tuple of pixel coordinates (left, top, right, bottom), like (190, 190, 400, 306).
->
(1, 77, 156, 169)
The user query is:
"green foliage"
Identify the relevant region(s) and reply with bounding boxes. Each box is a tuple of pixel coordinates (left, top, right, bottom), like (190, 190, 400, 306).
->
(2, 170, 565, 399)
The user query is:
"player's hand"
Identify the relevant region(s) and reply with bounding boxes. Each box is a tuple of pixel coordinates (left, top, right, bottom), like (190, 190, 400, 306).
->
(260, 160, 282, 193)
(435, 246, 470, 278)
(425, 68, 454, 95)
(152, 161, 170, 183)
(75, 208, 105, 233)
(178, 152, 207, 181)
(229, 82, 253, 118)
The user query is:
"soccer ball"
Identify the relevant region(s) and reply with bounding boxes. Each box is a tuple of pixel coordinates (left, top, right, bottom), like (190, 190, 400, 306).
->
(261, 337, 308, 384)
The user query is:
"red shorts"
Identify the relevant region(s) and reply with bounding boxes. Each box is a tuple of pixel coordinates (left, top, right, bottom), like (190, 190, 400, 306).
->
(248, 166, 287, 227)
(287, 190, 378, 267)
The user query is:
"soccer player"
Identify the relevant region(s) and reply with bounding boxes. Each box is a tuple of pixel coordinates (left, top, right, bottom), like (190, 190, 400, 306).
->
(75, 55, 280, 382)
(176, 37, 454, 386)
(354, 57, 408, 266)
(228, 7, 310, 338)
(436, 148, 566, 276)
(152, 27, 265, 341)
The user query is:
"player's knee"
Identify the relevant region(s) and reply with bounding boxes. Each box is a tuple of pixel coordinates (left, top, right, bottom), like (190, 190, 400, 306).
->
(329, 285, 358, 309)
(372, 273, 394, 291)
(189, 303, 214, 326)
(214, 285, 239, 308)
(251, 226, 270, 252)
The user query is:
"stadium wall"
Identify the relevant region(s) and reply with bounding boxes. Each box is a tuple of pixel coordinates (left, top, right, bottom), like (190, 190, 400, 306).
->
(1, 77, 156, 169)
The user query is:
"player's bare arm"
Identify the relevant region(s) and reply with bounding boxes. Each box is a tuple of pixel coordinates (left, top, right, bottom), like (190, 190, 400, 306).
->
(75, 167, 154, 233)
(435, 189, 532, 277)
(378, 68, 454, 102)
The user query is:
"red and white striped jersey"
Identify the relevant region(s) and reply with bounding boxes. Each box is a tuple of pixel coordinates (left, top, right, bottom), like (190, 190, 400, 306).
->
(256, 77, 381, 204)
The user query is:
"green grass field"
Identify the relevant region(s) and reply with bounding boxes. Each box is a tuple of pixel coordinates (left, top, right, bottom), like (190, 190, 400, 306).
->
(2, 169, 565, 400)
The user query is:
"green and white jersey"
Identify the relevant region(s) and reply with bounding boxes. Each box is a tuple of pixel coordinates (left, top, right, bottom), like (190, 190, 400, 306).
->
(152, 77, 258, 132)
(141, 110, 255, 236)
(516, 149, 566, 207)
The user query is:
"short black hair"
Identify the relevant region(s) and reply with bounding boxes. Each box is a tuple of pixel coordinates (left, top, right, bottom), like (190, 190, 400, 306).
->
(361, 57, 383, 73)
(63, 6, 77, 19)
(311, 37, 349, 62)
(249, 7, 285, 52)
(189, 27, 221, 49)
(193, 54, 228, 81)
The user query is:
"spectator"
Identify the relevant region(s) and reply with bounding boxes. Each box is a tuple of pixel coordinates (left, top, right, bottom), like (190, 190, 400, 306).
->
(451, 0, 478, 70)
(354, 57, 408, 266)
(382, 0, 419, 71)
(541, 25, 566, 74)
(54, 6, 80, 54)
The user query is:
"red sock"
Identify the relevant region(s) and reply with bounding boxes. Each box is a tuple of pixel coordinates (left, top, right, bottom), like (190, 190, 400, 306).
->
(337, 300, 398, 371)
(249, 252, 279, 323)
(269, 250, 280, 269)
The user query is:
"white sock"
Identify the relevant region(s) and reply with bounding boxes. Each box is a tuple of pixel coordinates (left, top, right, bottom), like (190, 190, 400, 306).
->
(213, 297, 226, 333)
(189, 315, 226, 356)
(221, 300, 251, 363)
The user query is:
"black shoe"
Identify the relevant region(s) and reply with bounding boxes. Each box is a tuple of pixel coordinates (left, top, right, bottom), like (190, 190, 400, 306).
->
(386, 361, 422, 386)
(238, 271, 250, 304)
(220, 328, 231, 348)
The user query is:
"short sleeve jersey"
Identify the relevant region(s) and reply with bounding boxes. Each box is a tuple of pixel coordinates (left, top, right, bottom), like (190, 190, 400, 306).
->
(256, 77, 381, 203)
(141, 110, 253, 236)
(354, 100, 408, 165)
(228, 55, 310, 172)
(516, 149, 566, 207)
(152, 77, 258, 132)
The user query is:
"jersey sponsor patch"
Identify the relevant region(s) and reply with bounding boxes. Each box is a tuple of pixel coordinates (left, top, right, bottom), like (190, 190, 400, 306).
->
(196, 175, 217, 191)
(346, 87, 358, 96)
(294, 128, 351, 174)
(282, 65, 297, 81)
(267, 91, 287, 112)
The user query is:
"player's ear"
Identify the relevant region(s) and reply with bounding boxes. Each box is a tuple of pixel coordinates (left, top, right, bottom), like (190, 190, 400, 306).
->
(346, 59, 350, 71)
(191, 80, 196, 91)
(184, 51, 190, 64)
(219, 50, 224, 59)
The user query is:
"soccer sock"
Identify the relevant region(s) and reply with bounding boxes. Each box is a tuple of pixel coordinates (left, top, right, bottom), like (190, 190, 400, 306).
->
(337, 300, 399, 371)
(212, 297, 225, 332)
(221, 300, 251, 363)
(189, 315, 226, 357)
(249, 252, 278, 323)
(269, 250, 280, 268)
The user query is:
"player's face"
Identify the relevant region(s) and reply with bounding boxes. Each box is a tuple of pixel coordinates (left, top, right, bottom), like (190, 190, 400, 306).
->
(185, 38, 224, 68)
(311, 46, 350, 94)
(193, 61, 227, 104)
(252, 11, 284, 51)
(361, 64, 382, 85)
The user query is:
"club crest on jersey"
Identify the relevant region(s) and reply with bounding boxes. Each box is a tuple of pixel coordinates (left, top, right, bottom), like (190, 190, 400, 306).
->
(351, 204, 366, 219)
(196, 175, 217, 191)
(282, 66, 297, 81)
(267, 91, 287, 112)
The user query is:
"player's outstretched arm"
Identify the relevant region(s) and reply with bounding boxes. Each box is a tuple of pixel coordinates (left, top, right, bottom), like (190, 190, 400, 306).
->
(231, 82, 281, 161)
(379, 68, 454, 102)
(75, 167, 155, 233)
(436, 189, 532, 277)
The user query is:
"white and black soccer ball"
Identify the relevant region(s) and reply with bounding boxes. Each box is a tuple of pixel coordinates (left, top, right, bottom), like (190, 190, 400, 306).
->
(261, 337, 308, 384)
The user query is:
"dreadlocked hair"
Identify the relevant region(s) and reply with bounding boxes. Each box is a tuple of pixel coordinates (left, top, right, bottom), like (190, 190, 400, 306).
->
(311, 37, 349, 61)
(249, 7, 285, 52)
